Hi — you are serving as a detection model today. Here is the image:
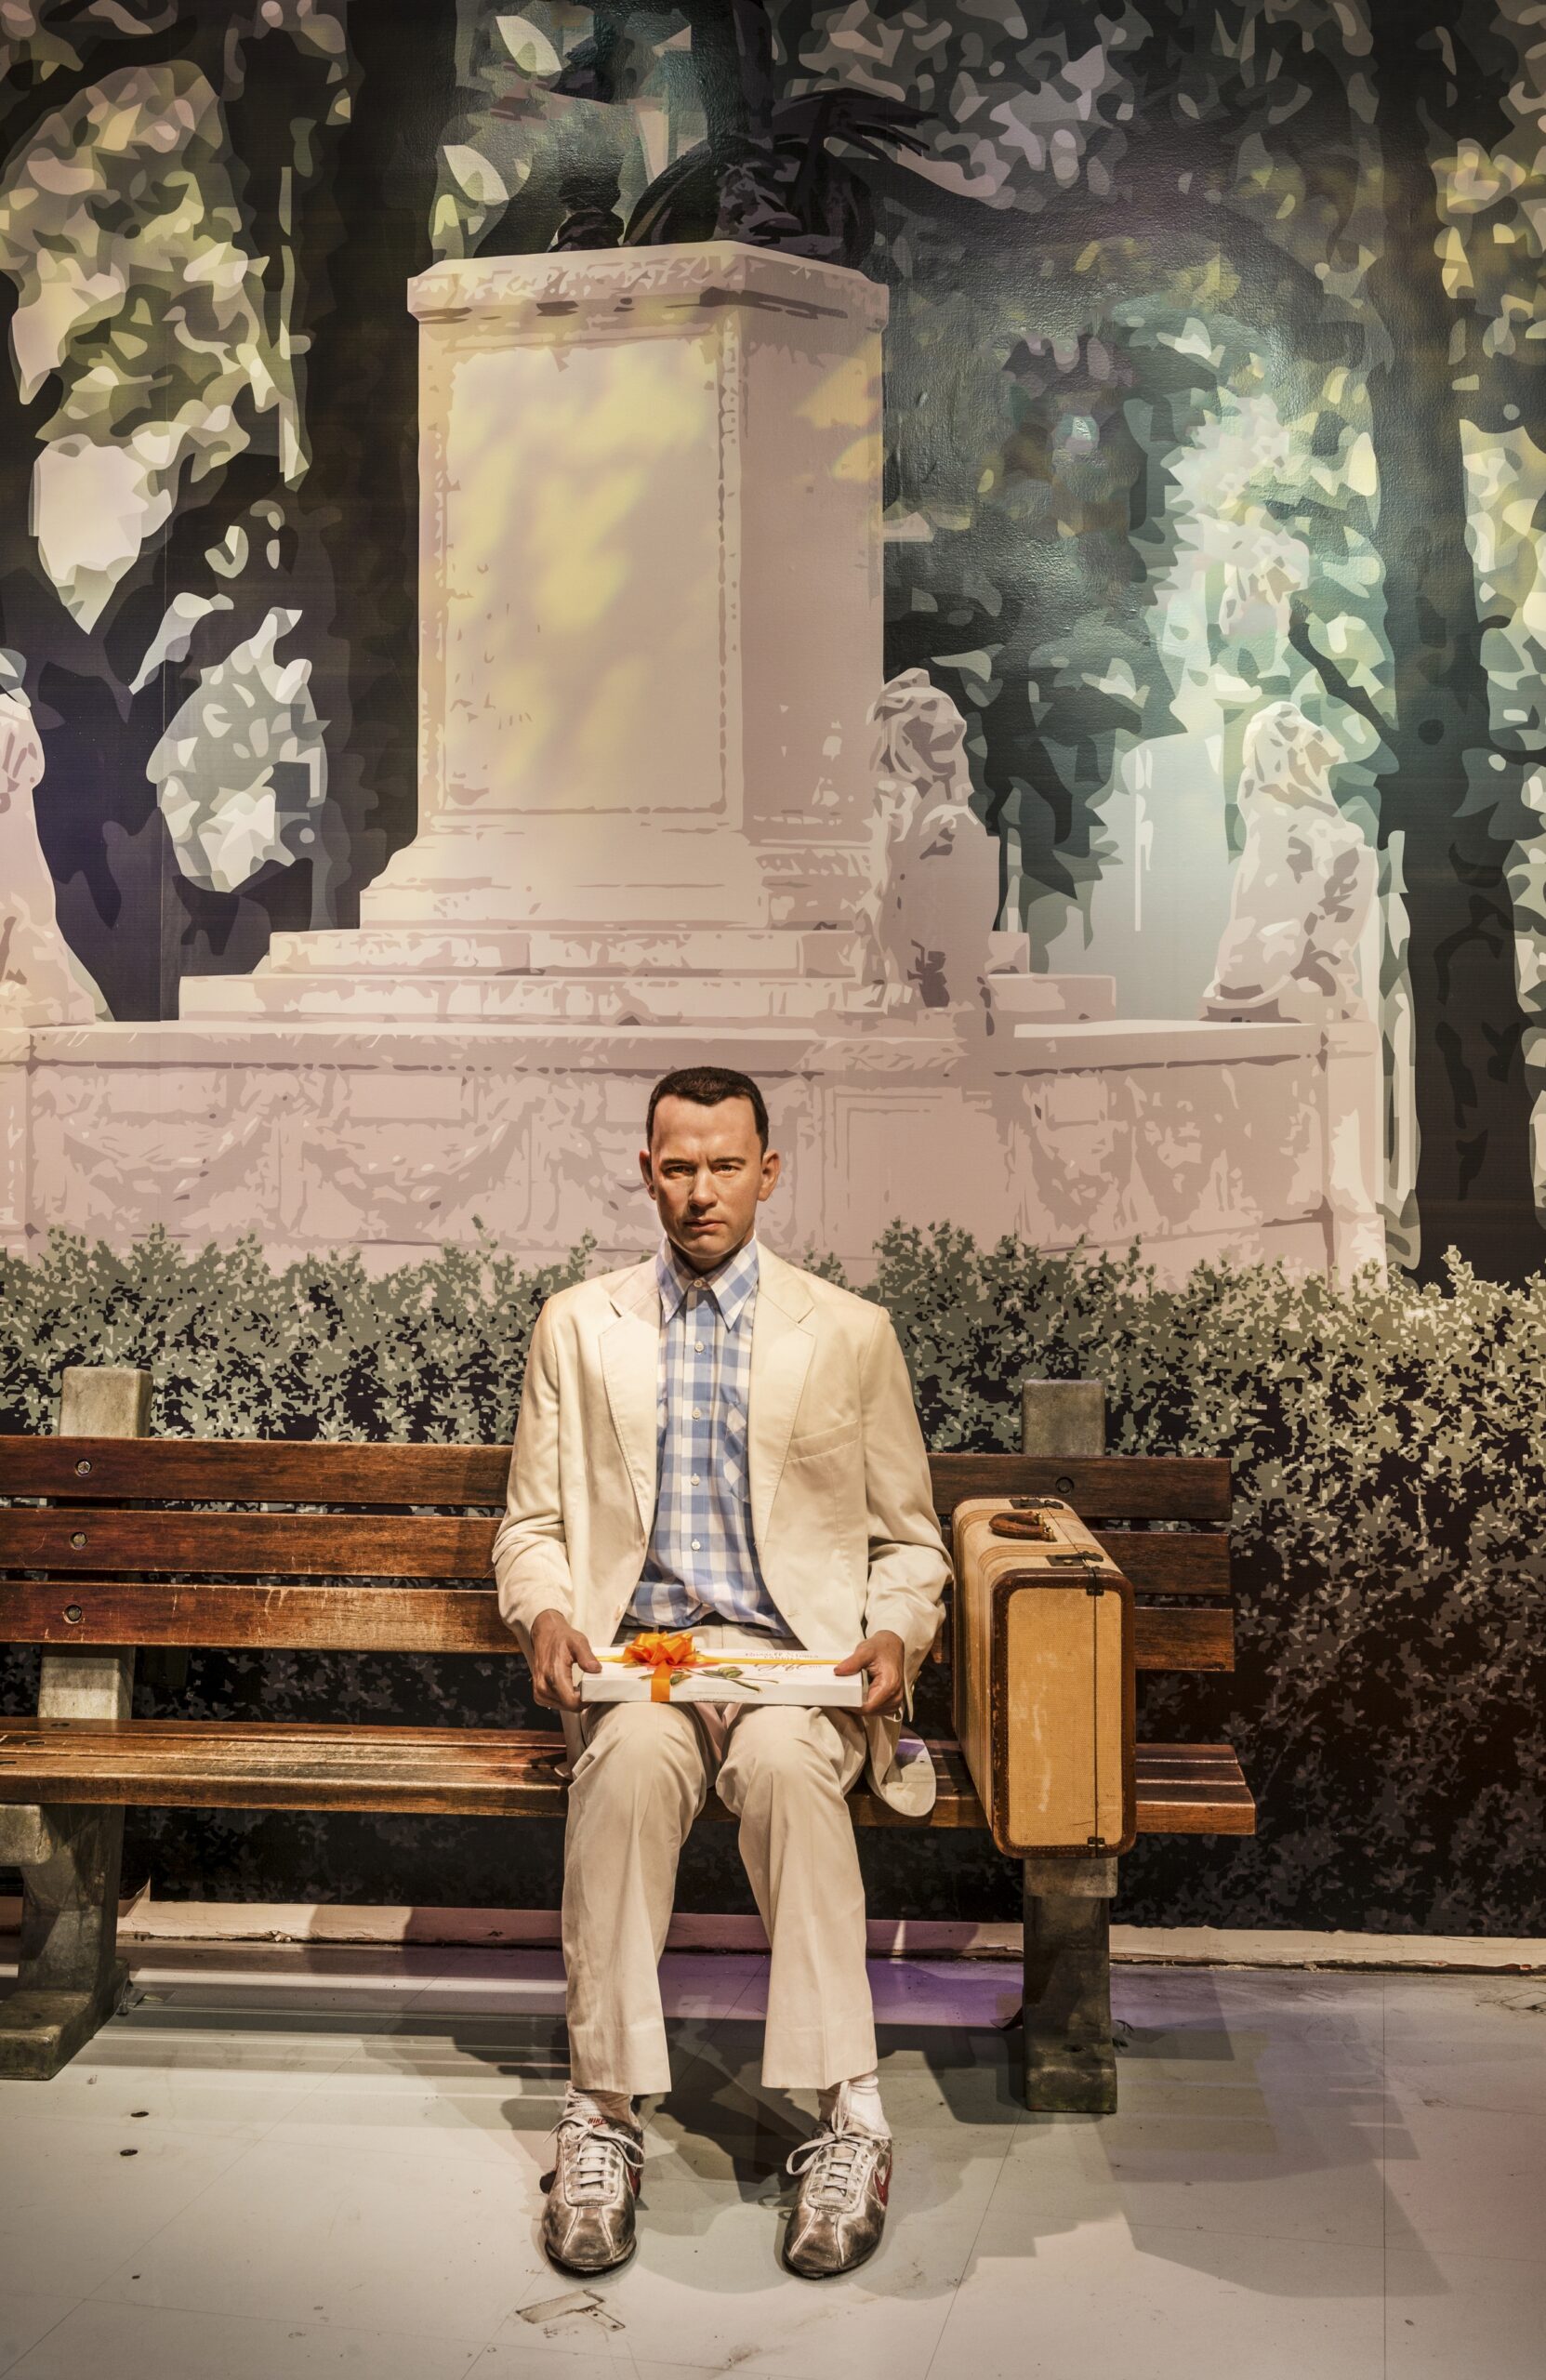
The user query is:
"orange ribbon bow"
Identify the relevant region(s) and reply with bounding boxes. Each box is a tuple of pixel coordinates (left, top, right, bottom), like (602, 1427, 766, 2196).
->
(621, 1631, 707, 1702)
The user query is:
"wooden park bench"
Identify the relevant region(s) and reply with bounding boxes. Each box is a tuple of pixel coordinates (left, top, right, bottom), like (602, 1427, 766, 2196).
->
(0, 1367, 1252, 2104)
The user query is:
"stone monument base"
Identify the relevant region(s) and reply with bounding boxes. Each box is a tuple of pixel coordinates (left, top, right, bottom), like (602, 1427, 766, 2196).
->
(1, 1016, 1384, 1284)
(176, 925, 1117, 1029)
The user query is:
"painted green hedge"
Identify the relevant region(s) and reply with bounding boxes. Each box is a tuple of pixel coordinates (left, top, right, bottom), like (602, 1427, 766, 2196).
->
(3, 1225, 1543, 1934)
(0, 1229, 588, 1443)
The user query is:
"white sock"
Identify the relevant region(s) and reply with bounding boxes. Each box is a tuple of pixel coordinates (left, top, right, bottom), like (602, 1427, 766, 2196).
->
(565, 2084, 639, 2132)
(819, 2069, 889, 2138)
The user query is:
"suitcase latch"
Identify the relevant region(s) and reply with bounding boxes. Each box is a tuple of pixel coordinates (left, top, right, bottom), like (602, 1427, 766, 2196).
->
(1044, 1552, 1109, 1593)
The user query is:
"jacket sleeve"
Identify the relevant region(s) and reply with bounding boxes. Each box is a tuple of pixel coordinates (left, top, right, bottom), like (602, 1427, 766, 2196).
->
(492, 1297, 576, 1638)
(858, 1304, 951, 1672)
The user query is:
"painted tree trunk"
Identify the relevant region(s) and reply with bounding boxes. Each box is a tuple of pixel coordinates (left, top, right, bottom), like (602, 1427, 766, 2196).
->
(1363, 10, 1540, 1280)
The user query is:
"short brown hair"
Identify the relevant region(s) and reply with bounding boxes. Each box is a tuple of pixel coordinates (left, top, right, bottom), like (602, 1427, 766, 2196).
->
(646, 1065, 769, 1150)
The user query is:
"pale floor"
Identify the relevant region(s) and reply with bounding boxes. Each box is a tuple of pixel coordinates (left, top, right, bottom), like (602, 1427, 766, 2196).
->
(0, 1943, 1542, 2379)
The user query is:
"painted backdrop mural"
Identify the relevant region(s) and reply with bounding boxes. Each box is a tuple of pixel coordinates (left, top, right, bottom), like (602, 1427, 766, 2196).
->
(3, 4, 1545, 1935)
(0, 0, 1543, 1277)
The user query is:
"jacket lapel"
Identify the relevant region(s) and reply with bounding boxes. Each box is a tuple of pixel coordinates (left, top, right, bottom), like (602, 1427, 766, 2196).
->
(748, 1251, 814, 1554)
(600, 1263, 659, 1538)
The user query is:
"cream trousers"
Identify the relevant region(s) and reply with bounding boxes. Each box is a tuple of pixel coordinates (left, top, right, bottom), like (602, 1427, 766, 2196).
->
(562, 1626, 876, 2096)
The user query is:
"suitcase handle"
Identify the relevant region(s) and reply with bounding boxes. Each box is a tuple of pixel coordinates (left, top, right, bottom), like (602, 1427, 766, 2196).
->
(989, 1509, 1056, 1540)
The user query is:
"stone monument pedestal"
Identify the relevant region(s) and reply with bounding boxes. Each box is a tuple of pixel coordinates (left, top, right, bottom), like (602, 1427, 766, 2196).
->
(184, 246, 908, 1031)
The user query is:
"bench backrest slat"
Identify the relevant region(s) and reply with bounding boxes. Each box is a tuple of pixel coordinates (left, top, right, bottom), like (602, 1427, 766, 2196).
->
(3, 1511, 497, 1579)
(0, 1438, 1232, 1523)
(929, 1453, 1230, 1520)
(0, 1436, 509, 1506)
(1, 1435, 1233, 1675)
(1090, 1531, 1231, 1594)
(0, 1580, 1235, 1672)
(3, 1517, 1228, 1593)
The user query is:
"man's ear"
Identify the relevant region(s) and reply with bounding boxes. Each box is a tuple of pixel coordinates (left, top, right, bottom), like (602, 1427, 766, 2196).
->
(758, 1149, 782, 1201)
(639, 1148, 655, 1198)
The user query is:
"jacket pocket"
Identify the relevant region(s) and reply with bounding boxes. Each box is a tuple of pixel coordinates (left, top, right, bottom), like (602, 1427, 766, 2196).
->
(784, 1417, 861, 1461)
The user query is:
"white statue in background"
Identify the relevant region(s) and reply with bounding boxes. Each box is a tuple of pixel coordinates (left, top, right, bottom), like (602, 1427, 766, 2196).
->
(1203, 698, 1376, 1025)
(0, 651, 108, 1025)
(864, 668, 999, 1008)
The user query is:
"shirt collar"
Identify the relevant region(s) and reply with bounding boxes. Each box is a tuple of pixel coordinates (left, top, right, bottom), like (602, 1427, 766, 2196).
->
(655, 1234, 760, 1331)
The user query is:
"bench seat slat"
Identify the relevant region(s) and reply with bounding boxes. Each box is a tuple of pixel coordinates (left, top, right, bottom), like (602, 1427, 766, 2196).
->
(0, 1438, 1231, 1523)
(0, 1719, 1254, 1834)
(0, 1582, 1235, 1672)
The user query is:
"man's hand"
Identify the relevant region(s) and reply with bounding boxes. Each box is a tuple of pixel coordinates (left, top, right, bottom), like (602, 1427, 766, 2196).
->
(528, 1607, 601, 1711)
(835, 1629, 907, 1717)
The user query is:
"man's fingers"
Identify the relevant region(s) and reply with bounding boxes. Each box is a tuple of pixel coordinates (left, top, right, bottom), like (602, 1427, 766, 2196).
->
(527, 1621, 598, 1709)
(860, 1653, 905, 1713)
(554, 1637, 595, 1707)
(531, 1660, 579, 1710)
(838, 1638, 905, 1711)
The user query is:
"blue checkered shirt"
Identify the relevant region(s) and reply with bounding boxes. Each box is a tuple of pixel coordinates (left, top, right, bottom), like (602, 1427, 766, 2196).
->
(628, 1236, 785, 1633)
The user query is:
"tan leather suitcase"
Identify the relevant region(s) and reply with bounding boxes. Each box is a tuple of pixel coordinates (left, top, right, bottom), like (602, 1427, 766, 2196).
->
(951, 1495, 1136, 1858)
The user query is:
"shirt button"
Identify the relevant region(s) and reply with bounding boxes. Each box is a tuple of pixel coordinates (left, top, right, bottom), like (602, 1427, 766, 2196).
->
(691, 1474, 701, 1486)
(690, 1539, 701, 1551)
(693, 1407, 703, 1419)
(694, 1341, 705, 1353)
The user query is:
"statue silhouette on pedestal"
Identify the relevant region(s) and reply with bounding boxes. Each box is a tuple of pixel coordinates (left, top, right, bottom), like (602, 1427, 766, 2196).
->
(504, 0, 927, 270)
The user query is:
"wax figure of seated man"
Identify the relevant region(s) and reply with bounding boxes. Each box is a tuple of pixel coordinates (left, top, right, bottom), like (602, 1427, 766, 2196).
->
(492, 1064, 949, 2280)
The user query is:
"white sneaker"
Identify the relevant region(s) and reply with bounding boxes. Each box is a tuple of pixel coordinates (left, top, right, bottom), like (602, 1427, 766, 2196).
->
(783, 2093, 892, 2280)
(541, 2095, 644, 2274)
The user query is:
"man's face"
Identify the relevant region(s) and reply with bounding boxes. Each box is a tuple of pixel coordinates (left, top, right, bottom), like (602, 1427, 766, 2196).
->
(641, 1096, 780, 1272)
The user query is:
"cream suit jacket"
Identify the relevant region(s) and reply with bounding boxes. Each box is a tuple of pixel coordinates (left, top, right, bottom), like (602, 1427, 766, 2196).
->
(491, 1244, 951, 1816)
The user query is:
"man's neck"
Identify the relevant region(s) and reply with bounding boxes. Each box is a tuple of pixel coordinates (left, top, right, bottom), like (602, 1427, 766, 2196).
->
(666, 1227, 756, 1279)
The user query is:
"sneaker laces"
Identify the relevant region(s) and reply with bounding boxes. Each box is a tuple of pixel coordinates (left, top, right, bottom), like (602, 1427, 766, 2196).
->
(556, 2113, 643, 2203)
(786, 2123, 872, 2209)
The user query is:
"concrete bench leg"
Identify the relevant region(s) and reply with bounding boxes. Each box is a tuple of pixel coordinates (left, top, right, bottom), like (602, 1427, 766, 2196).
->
(1021, 1854, 1118, 2114)
(0, 1801, 130, 2079)
(0, 1366, 147, 2080)
(1017, 1376, 1119, 2114)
